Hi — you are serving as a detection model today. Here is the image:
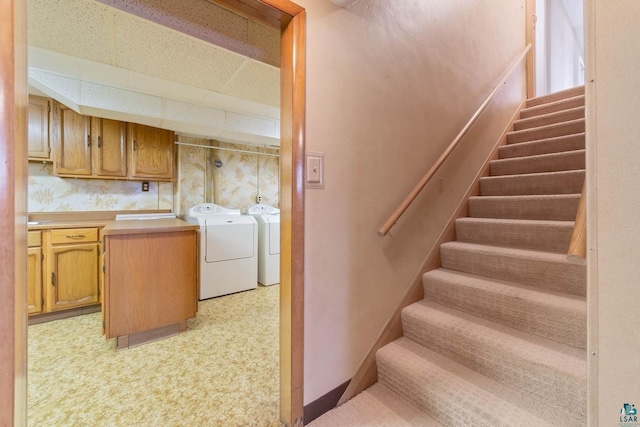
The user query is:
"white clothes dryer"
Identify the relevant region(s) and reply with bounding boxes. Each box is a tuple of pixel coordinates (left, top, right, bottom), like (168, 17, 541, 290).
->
(186, 203, 257, 300)
(247, 203, 280, 286)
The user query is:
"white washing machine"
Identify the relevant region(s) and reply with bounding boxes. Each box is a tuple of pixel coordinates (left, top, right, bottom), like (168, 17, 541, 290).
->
(247, 203, 280, 286)
(186, 203, 257, 300)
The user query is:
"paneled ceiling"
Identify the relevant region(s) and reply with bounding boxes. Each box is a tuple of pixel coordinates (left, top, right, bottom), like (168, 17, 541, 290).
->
(28, 0, 281, 146)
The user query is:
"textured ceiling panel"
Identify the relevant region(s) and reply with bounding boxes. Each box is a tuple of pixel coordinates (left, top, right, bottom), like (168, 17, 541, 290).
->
(221, 61, 280, 108)
(80, 81, 163, 117)
(164, 99, 226, 127)
(226, 112, 278, 138)
(28, 0, 113, 64)
(248, 21, 281, 67)
(114, 12, 246, 92)
(29, 68, 80, 103)
(97, 0, 279, 67)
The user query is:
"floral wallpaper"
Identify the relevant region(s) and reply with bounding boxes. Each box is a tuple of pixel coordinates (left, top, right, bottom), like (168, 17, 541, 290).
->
(28, 163, 174, 212)
(27, 138, 279, 215)
(176, 137, 279, 217)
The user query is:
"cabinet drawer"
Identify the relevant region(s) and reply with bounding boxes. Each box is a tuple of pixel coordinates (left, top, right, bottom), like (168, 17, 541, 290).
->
(28, 231, 42, 247)
(49, 228, 99, 244)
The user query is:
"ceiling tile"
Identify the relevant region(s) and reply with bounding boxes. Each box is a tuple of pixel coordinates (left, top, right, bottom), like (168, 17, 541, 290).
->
(221, 60, 280, 107)
(248, 22, 280, 67)
(80, 81, 163, 117)
(28, 0, 113, 64)
(164, 100, 226, 127)
(114, 12, 246, 92)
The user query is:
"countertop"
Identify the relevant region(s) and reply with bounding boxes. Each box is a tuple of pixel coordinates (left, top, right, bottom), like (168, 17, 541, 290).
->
(102, 218, 198, 236)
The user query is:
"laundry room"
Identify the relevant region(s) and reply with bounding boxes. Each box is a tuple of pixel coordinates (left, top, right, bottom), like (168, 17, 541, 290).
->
(24, 0, 284, 425)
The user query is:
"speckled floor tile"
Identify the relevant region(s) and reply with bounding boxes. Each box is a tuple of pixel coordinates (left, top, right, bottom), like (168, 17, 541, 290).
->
(28, 285, 281, 427)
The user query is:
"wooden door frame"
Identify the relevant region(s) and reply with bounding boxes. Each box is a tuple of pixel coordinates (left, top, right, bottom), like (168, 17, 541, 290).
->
(1, 0, 305, 426)
(0, 0, 28, 426)
(526, 0, 537, 98)
(215, 2, 306, 425)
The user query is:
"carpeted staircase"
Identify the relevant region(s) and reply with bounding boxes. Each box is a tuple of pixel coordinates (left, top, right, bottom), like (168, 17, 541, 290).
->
(309, 86, 587, 427)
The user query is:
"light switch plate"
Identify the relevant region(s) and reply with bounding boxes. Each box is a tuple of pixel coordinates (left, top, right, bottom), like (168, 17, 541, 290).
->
(305, 151, 324, 189)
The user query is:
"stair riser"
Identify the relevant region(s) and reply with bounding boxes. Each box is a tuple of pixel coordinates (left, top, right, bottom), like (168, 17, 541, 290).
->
(455, 219, 573, 252)
(440, 246, 586, 296)
(402, 308, 586, 415)
(469, 196, 580, 221)
(423, 273, 586, 348)
(480, 171, 585, 196)
(514, 108, 585, 131)
(520, 96, 585, 119)
(377, 343, 554, 427)
(499, 133, 585, 159)
(491, 151, 584, 176)
(526, 86, 585, 108)
(507, 120, 585, 144)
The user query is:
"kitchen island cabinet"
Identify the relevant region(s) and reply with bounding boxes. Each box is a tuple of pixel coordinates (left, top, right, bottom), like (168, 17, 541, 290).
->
(102, 218, 198, 349)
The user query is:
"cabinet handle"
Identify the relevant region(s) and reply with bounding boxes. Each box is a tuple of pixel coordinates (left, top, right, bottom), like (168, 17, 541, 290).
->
(97, 136, 102, 148)
(133, 140, 137, 151)
(66, 234, 86, 239)
(87, 135, 91, 147)
(51, 272, 56, 286)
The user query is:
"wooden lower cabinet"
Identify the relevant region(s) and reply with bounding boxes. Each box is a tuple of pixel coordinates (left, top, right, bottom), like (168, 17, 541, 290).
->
(28, 227, 101, 317)
(46, 242, 100, 312)
(27, 231, 43, 314)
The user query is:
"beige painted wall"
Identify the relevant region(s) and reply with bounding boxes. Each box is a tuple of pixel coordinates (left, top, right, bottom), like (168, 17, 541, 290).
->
(586, 1, 640, 425)
(299, 0, 527, 403)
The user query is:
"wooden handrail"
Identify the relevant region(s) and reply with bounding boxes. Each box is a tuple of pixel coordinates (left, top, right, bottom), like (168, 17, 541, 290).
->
(568, 181, 586, 262)
(378, 44, 532, 237)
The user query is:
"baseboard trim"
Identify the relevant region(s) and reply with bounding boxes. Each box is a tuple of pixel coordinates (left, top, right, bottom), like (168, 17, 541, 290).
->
(303, 380, 350, 425)
(336, 96, 527, 407)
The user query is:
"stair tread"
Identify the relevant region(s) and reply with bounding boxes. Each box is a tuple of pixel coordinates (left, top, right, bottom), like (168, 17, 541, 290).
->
(508, 118, 584, 137)
(441, 240, 576, 263)
(378, 338, 558, 426)
(500, 133, 585, 159)
(404, 299, 586, 364)
(402, 301, 587, 421)
(520, 94, 585, 117)
(526, 86, 585, 107)
(455, 216, 575, 252)
(514, 106, 585, 130)
(308, 383, 443, 427)
(493, 149, 585, 164)
(439, 241, 586, 296)
(470, 193, 581, 202)
(480, 170, 585, 196)
(423, 268, 587, 348)
(425, 268, 585, 310)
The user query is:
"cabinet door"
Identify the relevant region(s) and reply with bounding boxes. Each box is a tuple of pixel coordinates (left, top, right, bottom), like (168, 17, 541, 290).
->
(92, 117, 127, 177)
(53, 102, 91, 176)
(28, 96, 51, 161)
(47, 243, 99, 312)
(27, 247, 43, 314)
(128, 123, 174, 180)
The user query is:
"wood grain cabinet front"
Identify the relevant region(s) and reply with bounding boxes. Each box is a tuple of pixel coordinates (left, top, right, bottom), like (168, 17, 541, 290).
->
(128, 123, 174, 181)
(91, 117, 127, 178)
(28, 95, 52, 161)
(27, 231, 43, 315)
(44, 227, 101, 313)
(53, 101, 92, 176)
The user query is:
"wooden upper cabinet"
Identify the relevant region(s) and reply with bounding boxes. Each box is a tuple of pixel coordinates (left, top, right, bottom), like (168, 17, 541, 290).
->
(92, 117, 127, 177)
(128, 123, 174, 181)
(28, 95, 52, 161)
(53, 102, 91, 176)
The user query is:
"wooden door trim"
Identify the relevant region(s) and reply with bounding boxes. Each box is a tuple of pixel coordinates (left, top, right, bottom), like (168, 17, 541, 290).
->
(526, 0, 536, 98)
(0, 0, 28, 425)
(206, 4, 306, 424)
